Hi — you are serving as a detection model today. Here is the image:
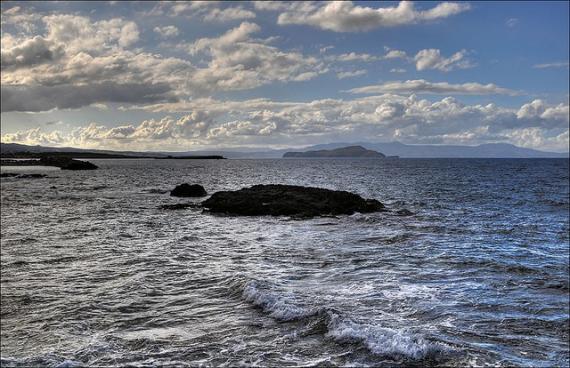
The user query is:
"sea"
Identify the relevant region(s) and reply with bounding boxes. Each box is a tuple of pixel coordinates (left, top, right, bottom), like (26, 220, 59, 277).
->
(1, 158, 569, 367)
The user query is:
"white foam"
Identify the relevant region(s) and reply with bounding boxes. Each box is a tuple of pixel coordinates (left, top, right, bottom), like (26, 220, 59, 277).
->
(242, 280, 449, 360)
(0, 356, 83, 368)
(56, 360, 83, 368)
(242, 281, 315, 321)
(326, 316, 448, 360)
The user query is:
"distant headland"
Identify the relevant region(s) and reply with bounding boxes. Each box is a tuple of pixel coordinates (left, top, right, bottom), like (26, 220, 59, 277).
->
(283, 145, 395, 158)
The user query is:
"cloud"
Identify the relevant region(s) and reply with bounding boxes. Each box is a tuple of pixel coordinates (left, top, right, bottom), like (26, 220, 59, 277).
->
(334, 52, 380, 62)
(329, 49, 408, 63)
(187, 22, 327, 92)
(384, 49, 408, 59)
(153, 25, 179, 38)
(253, 2, 296, 11)
(148, 1, 220, 17)
(319, 45, 335, 54)
(346, 79, 520, 96)
(1, 44, 196, 110)
(329, 47, 472, 73)
(515, 99, 569, 128)
(506, 128, 569, 152)
(1, 5, 43, 33)
(275, 1, 470, 32)
(2, 16, 326, 111)
(505, 18, 518, 27)
(148, 2, 255, 23)
(1, 82, 176, 112)
(390, 68, 407, 73)
(2, 127, 66, 146)
(190, 21, 261, 52)
(5, 96, 567, 152)
(533, 61, 569, 69)
(202, 7, 256, 22)
(337, 69, 367, 79)
(414, 48, 474, 72)
(90, 103, 109, 110)
(1, 35, 65, 69)
(41, 14, 140, 53)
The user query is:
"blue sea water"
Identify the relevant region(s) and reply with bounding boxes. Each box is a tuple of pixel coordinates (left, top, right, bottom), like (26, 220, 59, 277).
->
(1, 158, 568, 367)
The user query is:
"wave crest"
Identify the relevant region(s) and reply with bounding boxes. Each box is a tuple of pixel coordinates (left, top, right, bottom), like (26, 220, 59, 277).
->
(241, 280, 449, 360)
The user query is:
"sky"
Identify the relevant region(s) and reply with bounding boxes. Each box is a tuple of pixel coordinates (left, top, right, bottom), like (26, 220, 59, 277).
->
(0, 0, 569, 152)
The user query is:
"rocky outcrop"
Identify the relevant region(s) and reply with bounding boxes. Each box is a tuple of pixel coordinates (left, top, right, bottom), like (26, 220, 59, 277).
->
(39, 157, 98, 170)
(202, 184, 384, 217)
(170, 183, 208, 197)
(1, 157, 98, 170)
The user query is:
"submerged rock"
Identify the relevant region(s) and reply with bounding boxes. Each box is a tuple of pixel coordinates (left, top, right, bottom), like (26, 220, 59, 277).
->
(395, 209, 414, 216)
(170, 183, 207, 197)
(160, 203, 201, 210)
(39, 157, 98, 170)
(19, 174, 48, 179)
(147, 188, 169, 194)
(0, 173, 47, 179)
(202, 184, 384, 217)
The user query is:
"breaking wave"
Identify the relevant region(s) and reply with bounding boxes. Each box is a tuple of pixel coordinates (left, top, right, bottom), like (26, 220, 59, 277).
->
(241, 280, 449, 360)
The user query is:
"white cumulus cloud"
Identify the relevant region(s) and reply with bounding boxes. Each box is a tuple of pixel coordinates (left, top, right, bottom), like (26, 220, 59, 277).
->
(4, 96, 567, 152)
(275, 1, 470, 32)
(153, 25, 179, 38)
(414, 48, 474, 72)
(533, 61, 569, 69)
(346, 80, 520, 96)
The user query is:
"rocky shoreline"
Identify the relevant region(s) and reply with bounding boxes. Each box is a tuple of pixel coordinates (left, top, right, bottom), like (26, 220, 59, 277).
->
(1, 157, 98, 170)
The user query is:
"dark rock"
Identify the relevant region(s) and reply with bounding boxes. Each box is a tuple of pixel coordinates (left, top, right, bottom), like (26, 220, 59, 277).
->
(148, 188, 169, 194)
(39, 157, 98, 170)
(61, 160, 98, 170)
(0, 173, 47, 178)
(18, 174, 47, 179)
(160, 203, 201, 210)
(170, 183, 207, 197)
(395, 209, 414, 216)
(202, 184, 385, 217)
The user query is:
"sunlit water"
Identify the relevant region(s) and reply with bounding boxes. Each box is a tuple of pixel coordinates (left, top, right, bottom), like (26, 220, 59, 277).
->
(1, 158, 568, 367)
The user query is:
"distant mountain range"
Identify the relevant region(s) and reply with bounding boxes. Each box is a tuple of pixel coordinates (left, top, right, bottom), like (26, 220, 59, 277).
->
(284, 145, 388, 158)
(1, 141, 568, 159)
(299, 142, 569, 158)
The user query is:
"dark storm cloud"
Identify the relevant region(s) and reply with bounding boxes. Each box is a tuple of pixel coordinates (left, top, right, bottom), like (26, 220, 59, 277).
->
(1, 82, 177, 112)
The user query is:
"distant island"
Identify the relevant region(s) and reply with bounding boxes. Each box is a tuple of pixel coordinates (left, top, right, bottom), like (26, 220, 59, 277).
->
(283, 145, 392, 158)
